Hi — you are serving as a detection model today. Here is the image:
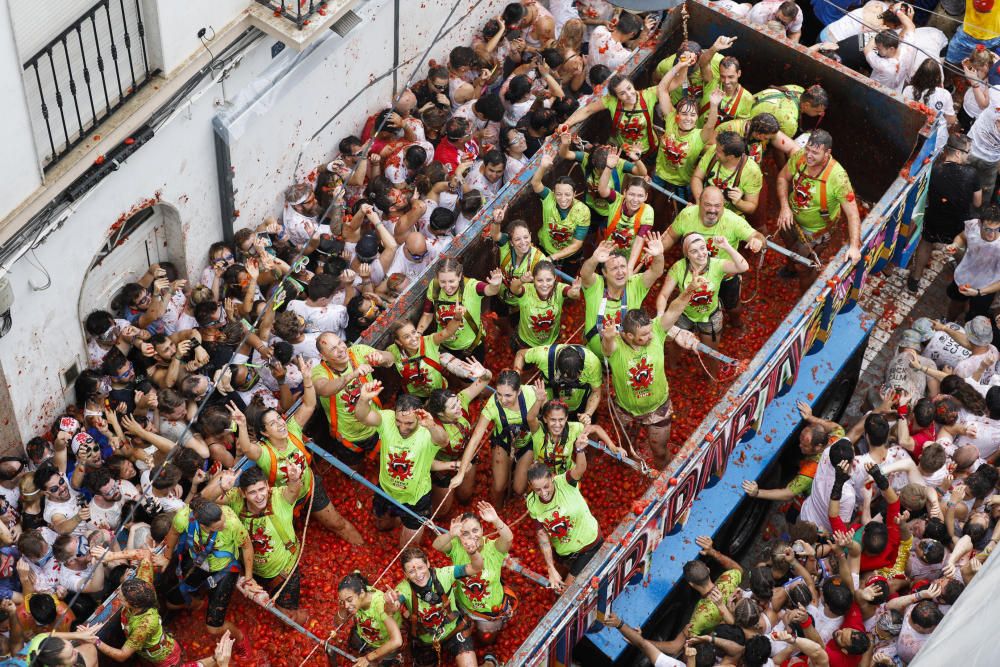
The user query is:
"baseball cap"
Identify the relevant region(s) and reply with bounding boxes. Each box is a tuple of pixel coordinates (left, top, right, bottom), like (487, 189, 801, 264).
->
(355, 234, 380, 263)
(965, 315, 993, 347)
(898, 329, 923, 351)
(911, 317, 934, 342)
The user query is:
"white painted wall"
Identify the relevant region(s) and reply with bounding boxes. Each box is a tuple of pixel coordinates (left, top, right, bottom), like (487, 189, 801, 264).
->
(143, 0, 250, 76)
(0, 0, 505, 442)
(0, 4, 43, 221)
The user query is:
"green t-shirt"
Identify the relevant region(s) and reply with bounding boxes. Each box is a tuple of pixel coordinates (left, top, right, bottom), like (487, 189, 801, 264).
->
(690, 569, 743, 635)
(523, 344, 602, 412)
(717, 118, 767, 165)
(225, 486, 297, 579)
(124, 607, 176, 663)
(527, 473, 600, 556)
(578, 151, 634, 217)
(538, 187, 591, 256)
(171, 504, 248, 573)
(436, 392, 472, 461)
(532, 421, 586, 476)
(311, 344, 379, 444)
(602, 86, 661, 154)
(695, 151, 763, 216)
(583, 274, 650, 358)
(670, 204, 756, 263)
(426, 278, 485, 351)
(376, 409, 440, 506)
(655, 52, 724, 104)
(353, 588, 401, 649)
(656, 111, 707, 186)
(608, 318, 670, 416)
(389, 334, 446, 397)
(516, 282, 568, 348)
(668, 257, 731, 323)
(700, 81, 755, 125)
(786, 151, 854, 232)
(448, 538, 508, 614)
(498, 240, 546, 305)
(256, 418, 313, 502)
(396, 566, 464, 644)
(480, 389, 538, 453)
(605, 192, 654, 255)
(750, 85, 804, 138)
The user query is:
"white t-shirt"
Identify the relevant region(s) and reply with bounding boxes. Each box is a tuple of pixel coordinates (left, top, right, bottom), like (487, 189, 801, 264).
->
(463, 164, 505, 198)
(866, 46, 913, 91)
(282, 204, 331, 248)
(953, 345, 999, 379)
(955, 219, 1000, 289)
(139, 470, 186, 512)
(43, 486, 87, 537)
(88, 480, 141, 530)
(654, 654, 685, 667)
(808, 602, 844, 644)
(271, 332, 322, 364)
(799, 445, 856, 532)
(58, 562, 98, 594)
(826, 5, 878, 42)
(453, 102, 500, 149)
(902, 86, 953, 147)
(587, 25, 633, 70)
(0, 485, 19, 508)
(970, 106, 1000, 162)
(963, 84, 1000, 119)
(160, 290, 191, 335)
(27, 558, 63, 594)
(922, 323, 974, 369)
(286, 300, 348, 338)
(86, 318, 132, 369)
(896, 607, 932, 663)
(748, 0, 804, 34)
(955, 413, 1000, 458)
(386, 244, 439, 281)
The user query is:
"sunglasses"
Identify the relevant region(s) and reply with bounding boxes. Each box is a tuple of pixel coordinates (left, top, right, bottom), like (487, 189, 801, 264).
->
(75, 536, 90, 558)
(47, 477, 66, 494)
(112, 362, 134, 380)
(407, 250, 428, 261)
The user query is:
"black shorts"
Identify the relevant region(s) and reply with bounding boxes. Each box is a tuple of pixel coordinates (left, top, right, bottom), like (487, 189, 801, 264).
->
(946, 281, 995, 320)
(491, 433, 533, 459)
(168, 562, 239, 628)
(297, 474, 331, 513)
(443, 342, 485, 364)
(329, 432, 380, 467)
(719, 274, 741, 310)
(348, 631, 403, 666)
(411, 619, 475, 666)
(255, 568, 302, 610)
(372, 490, 432, 530)
(556, 535, 604, 577)
(923, 216, 964, 245)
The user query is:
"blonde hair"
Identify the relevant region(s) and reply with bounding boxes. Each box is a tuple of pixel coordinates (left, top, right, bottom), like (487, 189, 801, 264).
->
(556, 19, 585, 53)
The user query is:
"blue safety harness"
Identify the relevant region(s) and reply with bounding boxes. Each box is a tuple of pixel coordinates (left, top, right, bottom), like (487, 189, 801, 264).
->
(176, 518, 240, 601)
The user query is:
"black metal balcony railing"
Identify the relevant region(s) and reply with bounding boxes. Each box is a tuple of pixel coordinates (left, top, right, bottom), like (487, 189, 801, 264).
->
(257, 0, 327, 29)
(22, 0, 157, 170)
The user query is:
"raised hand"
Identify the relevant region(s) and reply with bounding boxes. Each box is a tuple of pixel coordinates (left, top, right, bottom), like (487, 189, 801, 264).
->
(477, 501, 500, 524)
(359, 381, 383, 402)
(645, 231, 665, 257)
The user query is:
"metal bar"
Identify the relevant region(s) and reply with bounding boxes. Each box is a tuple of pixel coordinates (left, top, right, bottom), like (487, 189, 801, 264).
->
(765, 238, 818, 268)
(305, 441, 446, 534)
(393, 0, 400, 96)
(29, 62, 56, 158)
(587, 439, 655, 477)
(244, 591, 360, 662)
(75, 26, 99, 128)
(553, 268, 575, 283)
(505, 557, 552, 588)
(646, 178, 692, 207)
(90, 15, 111, 111)
(133, 0, 149, 76)
(60, 39, 84, 135)
(694, 342, 738, 366)
(45, 51, 70, 156)
(103, 1, 125, 100)
(117, 0, 138, 86)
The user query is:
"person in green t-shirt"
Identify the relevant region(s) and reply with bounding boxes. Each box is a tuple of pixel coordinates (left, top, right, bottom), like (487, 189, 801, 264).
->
(162, 499, 255, 654)
(691, 131, 763, 218)
(417, 257, 503, 362)
(558, 133, 648, 221)
(450, 371, 543, 509)
(388, 316, 462, 397)
(432, 501, 514, 643)
(653, 53, 721, 203)
(655, 38, 732, 104)
(602, 305, 699, 469)
(562, 74, 661, 158)
(699, 56, 755, 126)
(385, 547, 482, 666)
(335, 572, 404, 667)
(311, 332, 396, 467)
(514, 343, 603, 419)
(224, 465, 305, 624)
(532, 155, 591, 268)
(514, 400, 620, 493)
(776, 130, 861, 288)
(234, 362, 364, 545)
(658, 233, 749, 372)
(425, 363, 494, 514)
(489, 216, 547, 313)
(508, 260, 582, 349)
(750, 83, 828, 139)
(664, 188, 765, 329)
(579, 235, 666, 358)
(526, 444, 599, 591)
(716, 113, 798, 169)
(597, 149, 656, 274)
(354, 386, 450, 548)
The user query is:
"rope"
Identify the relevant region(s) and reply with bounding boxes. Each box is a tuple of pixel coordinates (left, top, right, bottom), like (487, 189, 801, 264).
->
(741, 237, 770, 304)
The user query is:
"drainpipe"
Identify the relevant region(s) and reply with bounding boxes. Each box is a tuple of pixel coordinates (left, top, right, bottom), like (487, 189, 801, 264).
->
(392, 0, 400, 96)
(212, 116, 236, 245)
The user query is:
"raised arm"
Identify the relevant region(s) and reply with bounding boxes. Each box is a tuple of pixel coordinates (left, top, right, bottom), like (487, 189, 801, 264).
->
(353, 381, 385, 428)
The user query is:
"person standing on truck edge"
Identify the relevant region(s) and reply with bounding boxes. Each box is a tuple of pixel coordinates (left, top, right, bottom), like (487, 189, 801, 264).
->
(750, 84, 829, 138)
(562, 73, 661, 160)
(431, 501, 514, 647)
(525, 435, 599, 592)
(662, 187, 765, 331)
(579, 235, 666, 360)
(776, 130, 862, 288)
(601, 296, 700, 471)
(310, 332, 396, 470)
(352, 384, 451, 548)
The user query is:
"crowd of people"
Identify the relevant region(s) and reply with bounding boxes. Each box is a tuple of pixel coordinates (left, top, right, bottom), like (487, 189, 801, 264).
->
(1, 0, 998, 665)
